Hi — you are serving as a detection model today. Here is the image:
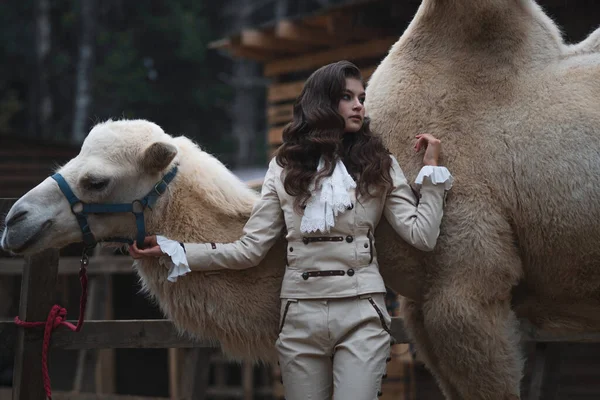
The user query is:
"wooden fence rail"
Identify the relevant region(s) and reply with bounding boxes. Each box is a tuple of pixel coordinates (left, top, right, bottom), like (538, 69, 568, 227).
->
(5, 315, 600, 353)
(0, 256, 134, 275)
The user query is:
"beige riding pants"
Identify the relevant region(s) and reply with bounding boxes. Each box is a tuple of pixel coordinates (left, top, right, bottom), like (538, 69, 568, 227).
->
(275, 293, 392, 400)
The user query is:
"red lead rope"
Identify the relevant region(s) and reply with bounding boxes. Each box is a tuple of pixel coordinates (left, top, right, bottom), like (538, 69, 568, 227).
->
(14, 256, 89, 400)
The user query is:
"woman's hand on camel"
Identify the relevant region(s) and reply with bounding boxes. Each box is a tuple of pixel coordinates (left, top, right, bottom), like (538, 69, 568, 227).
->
(414, 134, 442, 166)
(129, 235, 165, 259)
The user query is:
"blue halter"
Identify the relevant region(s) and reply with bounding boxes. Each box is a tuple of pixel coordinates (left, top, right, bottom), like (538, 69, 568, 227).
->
(51, 165, 178, 250)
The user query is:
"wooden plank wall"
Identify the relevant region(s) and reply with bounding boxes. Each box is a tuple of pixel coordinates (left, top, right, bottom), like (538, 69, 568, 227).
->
(0, 139, 78, 198)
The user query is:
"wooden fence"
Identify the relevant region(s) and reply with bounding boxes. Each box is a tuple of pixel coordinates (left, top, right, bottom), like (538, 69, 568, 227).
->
(1, 197, 599, 399)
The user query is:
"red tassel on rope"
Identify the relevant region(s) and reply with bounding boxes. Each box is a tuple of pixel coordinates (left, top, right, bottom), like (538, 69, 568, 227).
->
(14, 257, 89, 400)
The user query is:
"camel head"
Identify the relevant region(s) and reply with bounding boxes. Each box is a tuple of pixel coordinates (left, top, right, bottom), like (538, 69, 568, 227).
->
(1, 119, 180, 255)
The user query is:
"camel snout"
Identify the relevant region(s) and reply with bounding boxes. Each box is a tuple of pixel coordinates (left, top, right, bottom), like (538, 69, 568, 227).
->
(5, 209, 28, 228)
(1, 201, 54, 254)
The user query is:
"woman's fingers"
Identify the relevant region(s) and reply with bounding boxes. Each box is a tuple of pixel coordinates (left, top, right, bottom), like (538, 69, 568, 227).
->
(416, 133, 435, 142)
(415, 134, 441, 152)
(415, 136, 428, 152)
(129, 239, 164, 258)
(143, 235, 158, 247)
(415, 133, 442, 166)
(129, 242, 143, 259)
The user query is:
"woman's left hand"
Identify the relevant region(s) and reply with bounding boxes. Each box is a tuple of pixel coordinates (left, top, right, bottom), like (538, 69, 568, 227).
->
(129, 235, 165, 259)
(415, 134, 442, 166)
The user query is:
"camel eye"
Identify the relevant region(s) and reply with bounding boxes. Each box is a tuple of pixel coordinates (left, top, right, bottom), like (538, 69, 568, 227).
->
(82, 177, 110, 191)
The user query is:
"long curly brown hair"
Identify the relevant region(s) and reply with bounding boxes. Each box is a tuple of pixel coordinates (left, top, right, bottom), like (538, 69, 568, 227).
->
(275, 60, 393, 214)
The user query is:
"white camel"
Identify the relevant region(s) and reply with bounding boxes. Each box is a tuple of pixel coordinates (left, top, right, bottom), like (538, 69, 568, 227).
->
(365, 0, 600, 399)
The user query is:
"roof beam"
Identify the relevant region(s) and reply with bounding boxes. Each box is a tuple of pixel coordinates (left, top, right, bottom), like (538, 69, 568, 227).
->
(240, 29, 314, 53)
(303, 14, 333, 28)
(325, 12, 389, 40)
(264, 37, 397, 77)
(275, 20, 344, 47)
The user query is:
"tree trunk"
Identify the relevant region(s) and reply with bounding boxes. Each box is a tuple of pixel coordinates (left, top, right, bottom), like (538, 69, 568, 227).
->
(72, 0, 98, 143)
(231, 60, 260, 167)
(229, 0, 264, 168)
(29, 0, 52, 139)
(276, 0, 289, 20)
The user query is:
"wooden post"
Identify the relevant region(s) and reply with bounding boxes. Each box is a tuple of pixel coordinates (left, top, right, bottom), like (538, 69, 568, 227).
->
(527, 343, 562, 400)
(242, 362, 254, 400)
(95, 275, 116, 393)
(168, 348, 180, 400)
(177, 348, 196, 400)
(12, 248, 60, 400)
(179, 347, 214, 400)
(72, 277, 99, 392)
(73, 247, 116, 394)
(193, 349, 214, 400)
(73, 275, 110, 393)
(0, 199, 18, 321)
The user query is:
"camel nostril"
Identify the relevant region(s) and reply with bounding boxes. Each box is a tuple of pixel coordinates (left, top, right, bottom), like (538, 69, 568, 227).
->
(6, 210, 28, 228)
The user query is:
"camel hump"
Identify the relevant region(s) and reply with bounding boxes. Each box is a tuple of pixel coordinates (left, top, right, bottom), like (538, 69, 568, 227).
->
(402, 0, 566, 65)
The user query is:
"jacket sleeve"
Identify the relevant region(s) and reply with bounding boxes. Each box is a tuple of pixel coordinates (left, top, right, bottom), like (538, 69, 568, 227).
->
(383, 155, 452, 252)
(183, 158, 285, 271)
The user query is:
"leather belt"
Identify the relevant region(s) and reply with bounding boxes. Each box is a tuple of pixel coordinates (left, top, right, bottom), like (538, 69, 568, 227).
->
(301, 270, 349, 280)
(302, 236, 344, 244)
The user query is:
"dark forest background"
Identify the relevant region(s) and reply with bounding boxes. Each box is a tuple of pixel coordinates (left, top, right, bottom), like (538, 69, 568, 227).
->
(0, 0, 257, 166)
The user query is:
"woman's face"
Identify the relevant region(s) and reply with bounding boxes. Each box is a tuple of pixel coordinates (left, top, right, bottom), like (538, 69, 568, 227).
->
(338, 78, 366, 133)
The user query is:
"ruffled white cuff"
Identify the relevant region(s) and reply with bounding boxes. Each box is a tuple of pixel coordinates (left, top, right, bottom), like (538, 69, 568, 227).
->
(415, 166, 454, 190)
(156, 235, 191, 282)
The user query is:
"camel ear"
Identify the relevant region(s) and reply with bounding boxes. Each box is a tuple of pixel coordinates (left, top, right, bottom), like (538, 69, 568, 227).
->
(141, 142, 177, 172)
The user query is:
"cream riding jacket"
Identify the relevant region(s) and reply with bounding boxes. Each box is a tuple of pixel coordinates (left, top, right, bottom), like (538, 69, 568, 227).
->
(174, 156, 451, 299)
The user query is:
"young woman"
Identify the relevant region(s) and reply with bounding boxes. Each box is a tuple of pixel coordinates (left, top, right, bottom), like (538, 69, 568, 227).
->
(130, 60, 453, 400)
